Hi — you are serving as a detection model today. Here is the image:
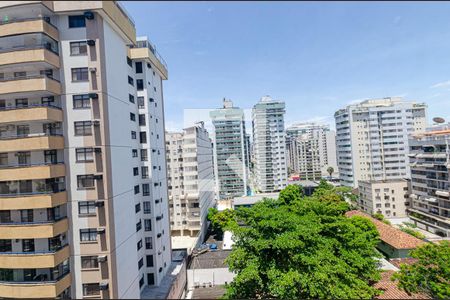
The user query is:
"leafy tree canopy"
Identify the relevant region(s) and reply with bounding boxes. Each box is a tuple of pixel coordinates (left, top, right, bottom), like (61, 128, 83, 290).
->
(392, 241, 450, 299)
(221, 184, 382, 299)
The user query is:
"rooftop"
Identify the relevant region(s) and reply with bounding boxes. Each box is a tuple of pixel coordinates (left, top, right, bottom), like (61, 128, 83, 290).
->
(189, 250, 231, 269)
(191, 286, 226, 299)
(374, 270, 430, 299)
(233, 192, 279, 206)
(345, 210, 425, 250)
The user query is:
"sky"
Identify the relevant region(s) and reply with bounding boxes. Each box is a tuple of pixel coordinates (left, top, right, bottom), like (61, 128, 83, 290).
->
(123, 1, 450, 131)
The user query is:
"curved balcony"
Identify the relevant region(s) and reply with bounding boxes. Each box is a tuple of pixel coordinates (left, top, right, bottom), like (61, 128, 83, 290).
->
(0, 245, 69, 269)
(0, 18, 58, 41)
(0, 217, 68, 239)
(0, 191, 66, 210)
(0, 163, 65, 181)
(0, 273, 70, 299)
(0, 47, 59, 69)
(0, 104, 62, 124)
(0, 134, 64, 152)
(0, 75, 61, 96)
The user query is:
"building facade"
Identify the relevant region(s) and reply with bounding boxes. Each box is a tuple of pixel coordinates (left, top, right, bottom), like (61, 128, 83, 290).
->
(166, 122, 215, 240)
(210, 99, 249, 199)
(252, 96, 287, 193)
(335, 97, 427, 187)
(358, 179, 410, 218)
(408, 124, 450, 237)
(0, 1, 171, 298)
(286, 123, 337, 180)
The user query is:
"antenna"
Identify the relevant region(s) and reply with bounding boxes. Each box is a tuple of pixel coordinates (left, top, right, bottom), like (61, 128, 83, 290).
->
(433, 117, 445, 124)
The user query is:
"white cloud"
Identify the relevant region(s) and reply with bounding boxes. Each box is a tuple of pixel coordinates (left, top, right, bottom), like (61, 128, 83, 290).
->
(430, 80, 450, 89)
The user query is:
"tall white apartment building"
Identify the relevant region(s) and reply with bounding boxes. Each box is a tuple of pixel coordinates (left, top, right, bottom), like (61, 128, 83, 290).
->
(334, 97, 427, 187)
(210, 99, 249, 199)
(166, 122, 215, 242)
(0, 1, 170, 298)
(286, 123, 337, 180)
(252, 96, 287, 192)
(408, 124, 450, 237)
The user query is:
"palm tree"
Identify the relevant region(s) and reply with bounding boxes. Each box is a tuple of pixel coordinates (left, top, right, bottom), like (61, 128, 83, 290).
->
(327, 166, 334, 179)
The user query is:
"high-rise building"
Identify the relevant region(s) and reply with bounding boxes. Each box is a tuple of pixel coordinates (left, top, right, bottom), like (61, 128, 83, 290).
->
(166, 122, 215, 242)
(0, 1, 170, 298)
(252, 96, 287, 192)
(335, 97, 427, 187)
(408, 124, 450, 237)
(210, 99, 249, 199)
(286, 123, 337, 180)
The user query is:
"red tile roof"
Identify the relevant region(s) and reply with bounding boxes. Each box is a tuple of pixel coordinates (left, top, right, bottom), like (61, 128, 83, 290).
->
(345, 210, 425, 250)
(389, 258, 419, 269)
(374, 271, 430, 299)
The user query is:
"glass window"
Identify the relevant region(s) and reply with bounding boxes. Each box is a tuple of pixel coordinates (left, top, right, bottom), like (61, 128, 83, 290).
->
(15, 98, 28, 108)
(128, 76, 134, 85)
(22, 239, 35, 252)
(134, 185, 140, 194)
(20, 209, 33, 222)
(131, 131, 136, 139)
(74, 121, 92, 136)
(142, 184, 150, 196)
(14, 71, 26, 78)
(144, 219, 152, 231)
(140, 149, 148, 161)
(17, 151, 30, 165)
(80, 229, 97, 242)
(73, 94, 90, 109)
(77, 175, 95, 189)
(139, 275, 145, 288)
(137, 79, 144, 91)
(127, 56, 132, 67)
(132, 149, 138, 157)
(76, 148, 94, 162)
(69, 15, 86, 28)
(137, 239, 142, 250)
(83, 283, 100, 296)
(138, 258, 144, 269)
(147, 272, 155, 286)
(0, 153, 7, 166)
(139, 114, 146, 126)
(81, 256, 99, 269)
(44, 150, 57, 164)
(145, 237, 152, 249)
(141, 167, 149, 179)
(137, 98, 145, 110)
(71, 68, 89, 81)
(135, 62, 143, 73)
(0, 211, 11, 223)
(17, 125, 30, 136)
(0, 240, 12, 252)
(146, 255, 154, 267)
(70, 41, 87, 55)
(79, 201, 96, 215)
(143, 201, 151, 214)
(129, 94, 135, 103)
(133, 167, 139, 176)
(135, 203, 141, 213)
(140, 132, 147, 144)
(41, 96, 55, 106)
(130, 113, 136, 121)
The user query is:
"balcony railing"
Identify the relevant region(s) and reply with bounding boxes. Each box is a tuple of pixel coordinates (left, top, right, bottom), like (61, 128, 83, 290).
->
(0, 132, 63, 141)
(132, 40, 168, 70)
(0, 184, 66, 198)
(0, 74, 59, 83)
(0, 244, 68, 256)
(0, 162, 63, 170)
(0, 216, 67, 226)
(0, 103, 61, 111)
(0, 43, 59, 55)
(0, 16, 55, 28)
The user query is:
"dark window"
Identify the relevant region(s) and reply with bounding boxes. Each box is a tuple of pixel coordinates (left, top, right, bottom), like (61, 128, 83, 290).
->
(139, 114, 146, 126)
(146, 255, 154, 267)
(80, 229, 97, 242)
(138, 97, 145, 109)
(44, 150, 57, 164)
(147, 273, 155, 285)
(127, 56, 132, 67)
(139, 275, 145, 288)
(145, 237, 152, 250)
(128, 76, 134, 86)
(133, 167, 139, 176)
(74, 121, 92, 136)
(77, 175, 95, 189)
(130, 113, 136, 121)
(0, 240, 12, 252)
(135, 203, 141, 213)
(142, 184, 150, 196)
(131, 131, 137, 139)
(41, 96, 55, 106)
(71, 68, 89, 81)
(73, 94, 90, 109)
(129, 94, 135, 103)
(140, 132, 147, 144)
(141, 167, 149, 179)
(69, 15, 86, 28)
(140, 149, 148, 161)
(137, 79, 144, 91)
(135, 62, 143, 73)
(132, 149, 138, 157)
(138, 258, 144, 269)
(136, 219, 142, 232)
(134, 185, 140, 194)
(83, 283, 100, 296)
(15, 98, 28, 107)
(79, 201, 96, 215)
(144, 219, 152, 231)
(76, 148, 94, 162)
(70, 41, 87, 55)
(20, 209, 33, 222)
(22, 239, 35, 252)
(137, 239, 142, 250)
(81, 256, 99, 269)
(143, 201, 151, 214)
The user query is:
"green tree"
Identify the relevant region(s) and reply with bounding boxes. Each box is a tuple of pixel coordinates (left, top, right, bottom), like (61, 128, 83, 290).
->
(392, 241, 450, 299)
(278, 184, 303, 205)
(327, 166, 334, 178)
(223, 186, 382, 299)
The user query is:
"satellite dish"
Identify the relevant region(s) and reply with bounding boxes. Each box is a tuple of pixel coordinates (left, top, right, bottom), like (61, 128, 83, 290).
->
(433, 117, 445, 124)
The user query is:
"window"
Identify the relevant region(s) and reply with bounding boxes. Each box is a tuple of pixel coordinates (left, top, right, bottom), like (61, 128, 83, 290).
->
(70, 41, 87, 55)
(79, 201, 96, 215)
(135, 203, 141, 213)
(137, 239, 142, 250)
(139, 275, 145, 288)
(144, 219, 152, 232)
(139, 114, 146, 126)
(80, 229, 97, 242)
(71, 68, 89, 81)
(130, 113, 136, 121)
(22, 239, 35, 252)
(146, 255, 154, 267)
(42, 96, 55, 106)
(128, 76, 134, 86)
(81, 256, 99, 269)
(143, 201, 151, 214)
(141, 167, 149, 179)
(134, 185, 140, 194)
(127, 56, 132, 67)
(132, 149, 138, 157)
(142, 184, 150, 196)
(135, 62, 143, 73)
(44, 150, 57, 164)
(140, 149, 148, 161)
(69, 15, 86, 28)
(140, 132, 147, 144)
(83, 283, 100, 296)
(20, 209, 33, 222)
(136, 220, 142, 232)
(147, 273, 155, 285)
(14, 71, 26, 78)
(131, 131, 137, 139)
(0, 153, 7, 166)
(76, 148, 94, 162)
(145, 237, 153, 249)
(77, 175, 95, 189)
(129, 94, 135, 103)
(133, 167, 139, 176)
(15, 98, 28, 108)
(138, 258, 144, 269)
(138, 97, 145, 109)
(74, 121, 92, 136)
(73, 94, 90, 109)
(137, 79, 144, 91)
(17, 125, 30, 136)
(0, 240, 12, 252)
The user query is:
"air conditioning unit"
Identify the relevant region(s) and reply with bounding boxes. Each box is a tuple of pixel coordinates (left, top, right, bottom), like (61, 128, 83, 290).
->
(94, 147, 102, 153)
(87, 39, 96, 46)
(97, 255, 107, 263)
(93, 120, 100, 126)
(94, 200, 104, 207)
(89, 67, 97, 72)
(99, 282, 109, 290)
(84, 11, 95, 20)
(97, 228, 106, 234)
(89, 93, 98, 99)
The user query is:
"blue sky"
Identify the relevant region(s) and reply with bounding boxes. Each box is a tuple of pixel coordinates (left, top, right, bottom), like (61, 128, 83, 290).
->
(123, 1, 450, 130)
